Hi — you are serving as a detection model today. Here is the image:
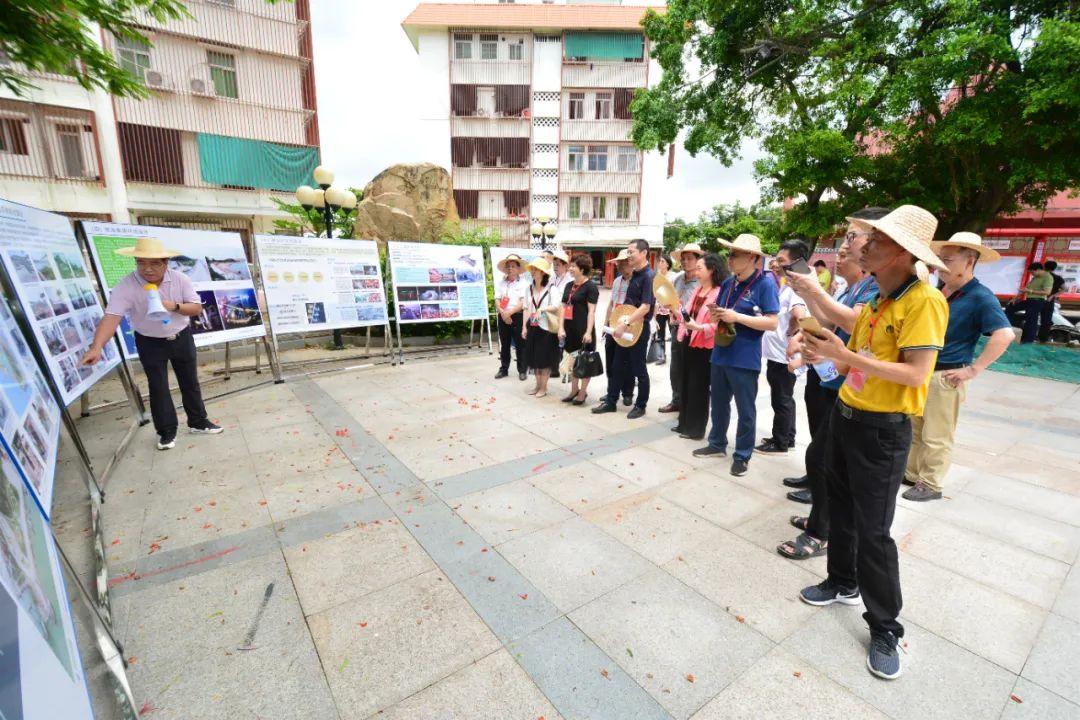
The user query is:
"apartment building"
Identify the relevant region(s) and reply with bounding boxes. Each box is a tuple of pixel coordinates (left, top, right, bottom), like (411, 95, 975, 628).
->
(403, 1, 669, 281)
(0, 0, 321, 253)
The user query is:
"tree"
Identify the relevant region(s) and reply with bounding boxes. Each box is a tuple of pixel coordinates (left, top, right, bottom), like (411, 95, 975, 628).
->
(270, 188, 364, 239)
(664, 202, 783, 255)
(632, 1, 1080, 237)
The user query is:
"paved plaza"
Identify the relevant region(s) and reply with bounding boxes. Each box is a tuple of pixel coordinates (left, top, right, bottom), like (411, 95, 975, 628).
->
(57, 350, 1080, 719)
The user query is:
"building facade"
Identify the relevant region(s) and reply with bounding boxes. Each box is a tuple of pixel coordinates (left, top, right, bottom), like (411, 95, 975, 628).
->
(0, 0, 321, 254)
(403, 1, 670, 282)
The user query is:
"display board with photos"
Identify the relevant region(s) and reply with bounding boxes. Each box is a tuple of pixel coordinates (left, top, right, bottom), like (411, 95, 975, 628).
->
(489, 246, 545, 288)
(0, 199, 122, 406)
(387, 241, 488, 324)
(254, 235, 388, 335)
(0, 300, 61, 519)
(0, 440, 94, 719)
(81, 221, 265, 358)
(974, 255, 1028, 296)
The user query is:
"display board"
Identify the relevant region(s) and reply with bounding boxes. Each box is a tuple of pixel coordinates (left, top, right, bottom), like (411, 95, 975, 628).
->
(489, 246, 544, 288)
(81, 221, 265, 358)
(974, 255, 1028, 296)
(254, 235, 387, 335)
(0, 300, 61, 519)
(387, 242, 487, 323)
(0, 441, 94, 719)
(1053, 259, 1080, 296)
(0, 200, 121, 405)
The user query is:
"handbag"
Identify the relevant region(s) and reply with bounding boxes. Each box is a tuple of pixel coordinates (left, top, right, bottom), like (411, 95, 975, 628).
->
(573, 343, 604, 378)
(646, 333, 664, 363)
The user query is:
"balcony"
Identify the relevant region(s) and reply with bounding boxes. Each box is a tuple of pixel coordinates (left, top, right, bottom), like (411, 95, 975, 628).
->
(450, 60, 531, 86)
(562, 61, 647, 89)
(452, 167, 530, 192)
(450, 116, 530, 138)
(131, 0, 306, 58)
(560, 172, 640, 195)
(0, 100, 102, 184)
(561, 119, 634, 143)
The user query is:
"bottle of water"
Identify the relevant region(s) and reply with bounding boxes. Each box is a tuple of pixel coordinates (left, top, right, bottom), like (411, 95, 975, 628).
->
(812, 359, 839, 383)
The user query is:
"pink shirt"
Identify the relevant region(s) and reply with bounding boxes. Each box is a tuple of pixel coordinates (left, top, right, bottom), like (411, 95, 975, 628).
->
(677, 285, 721, 349)
(105, 268, 199, 338)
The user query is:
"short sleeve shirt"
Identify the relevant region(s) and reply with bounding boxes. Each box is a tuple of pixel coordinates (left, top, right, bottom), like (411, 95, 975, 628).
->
(104, 268, 199, 337)
(710, 271, 781, 371)
(496, 276, 528, 312)
(673, 270, 700, 307)
(610, 275, 629, 306)
(937, 277, 1010, 366)
(820, 276, 879, 390)
(1025, 273, 1053, 297)
(839, 277, 948, 416)
(763, 284, 805, 364)
(625, 266, 656, 321)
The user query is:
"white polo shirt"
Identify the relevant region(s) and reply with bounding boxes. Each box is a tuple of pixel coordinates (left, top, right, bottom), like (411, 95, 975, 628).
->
(495, 275, 528, 313)
(763, 283, 806, 364)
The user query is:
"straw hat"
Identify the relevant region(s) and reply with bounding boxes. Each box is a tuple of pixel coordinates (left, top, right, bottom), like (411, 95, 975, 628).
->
(496, 253, 524, 274)
(114, 237, 181, 259)
(606, 249, 631, 264)
(846, 204, 945, 270)
(930, 231, 1000, 262)
(551, 249, 570, 264)
(526, 257, 553, 276)
(678, 243, 705, 259)
(653, 273, 679, 313)
(718, 234, 766, 257)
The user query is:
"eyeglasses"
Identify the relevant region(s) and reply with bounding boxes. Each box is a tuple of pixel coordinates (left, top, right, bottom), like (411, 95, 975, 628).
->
(844, 230, 869, 243)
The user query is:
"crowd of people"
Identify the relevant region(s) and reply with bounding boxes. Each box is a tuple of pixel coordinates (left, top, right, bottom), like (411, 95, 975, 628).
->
(493, 203, 1021, 682)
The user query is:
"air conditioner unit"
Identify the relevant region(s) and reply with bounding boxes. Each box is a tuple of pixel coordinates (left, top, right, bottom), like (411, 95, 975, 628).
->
(144, 70, 170, 90)
(189, 77, 212, 96)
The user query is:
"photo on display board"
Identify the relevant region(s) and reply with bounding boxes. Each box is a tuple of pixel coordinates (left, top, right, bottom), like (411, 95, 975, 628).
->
(438, 287, 459, 301)
(439, 304, 460, 319)
(29, 288, 53, 321)
(10, 431, 46, 497)
(397, 287, 418, 302)
(191, 290, 224, 335)
(52, 252, 85, 280)
(46, 286, 70, 316)
(207, 256, 252, 282)
(305, 302, 327, 324)
(418, 286, 440, 301)
(57, 318, 81, 349)
(349, 263, 379, 277)
(0, 447, 77, 680)
(41, 323, 67, 357)
(10, 251, 41, 284)
(428, 268, 456, 283)
(214, 288, 262, 329)
(57, 357, 79, 393)
(399, 303, 421, 321)
(0, 587, 22, 718)
(455, 267, 483, 283)
(29, 252, 56, 282)
(420, 304, 440, 320)
(64, 283, 85, 310)
(358, 305, 386, 322)
(169, 255, 211, 282)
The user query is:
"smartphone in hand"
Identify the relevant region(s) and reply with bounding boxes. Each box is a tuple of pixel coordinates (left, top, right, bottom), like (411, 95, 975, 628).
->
(784, 258, 812, 276)
(797, 316, 829, 338)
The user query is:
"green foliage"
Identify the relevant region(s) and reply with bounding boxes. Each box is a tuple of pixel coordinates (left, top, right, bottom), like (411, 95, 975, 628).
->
(270, 188, 363, 239)
(664, 202, 784, 256)
(634, 1, 1080, 237)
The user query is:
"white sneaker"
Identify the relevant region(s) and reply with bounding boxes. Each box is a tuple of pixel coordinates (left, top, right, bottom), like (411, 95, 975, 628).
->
(157, 435, 176, 450)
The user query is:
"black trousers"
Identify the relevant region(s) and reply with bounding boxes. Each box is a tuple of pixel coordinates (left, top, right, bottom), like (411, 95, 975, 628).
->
(1038, 299, 1056, 342)
(804, 372, 839, 540)
(668, 335, 687, 407)
(655, 314, 669, 344)
(676, 346, 711, 437)
(497, 312, 525, 373)
(605, 330, 650, 408)
(135, 327, 209, 438)
(826, 406, 911, 637)
(765, 360, 797, 449)
(604, 335, 634, 400)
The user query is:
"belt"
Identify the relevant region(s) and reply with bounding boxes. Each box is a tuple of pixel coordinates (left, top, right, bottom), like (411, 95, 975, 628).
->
(135, 327, 188, 342)
(934, 361, 968, 372)
(835, 399, 907, 426)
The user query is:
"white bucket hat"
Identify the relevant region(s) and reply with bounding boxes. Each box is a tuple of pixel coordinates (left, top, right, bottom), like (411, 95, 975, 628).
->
(718, 234, 766, 257)
(930, 231, 1001, 263)
(845, 204, 945, 270)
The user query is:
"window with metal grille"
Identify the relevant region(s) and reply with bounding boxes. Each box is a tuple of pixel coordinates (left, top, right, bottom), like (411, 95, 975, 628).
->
(567, 145, 585, 171)
(480, 34, 498, 60)
(567, 196, 581, 219)
(587, 145, 607, 172)
(616, 146, 638, 172)
(117, 36, 151, 81)
(55, 124, 87, 178)
(454, 33, 473, 59)
(0, 118, 27, 155)
(592, 196, 607, 220)
(508, 43, 523, 61)
(617, 197, 631, 220)
(568, 93, 584, 120)
(595, 92, 613, 120)
(207, 50, 238, 98)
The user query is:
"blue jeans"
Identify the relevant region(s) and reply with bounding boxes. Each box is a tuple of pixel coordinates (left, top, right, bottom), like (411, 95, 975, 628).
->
(707, 364, 760, 461)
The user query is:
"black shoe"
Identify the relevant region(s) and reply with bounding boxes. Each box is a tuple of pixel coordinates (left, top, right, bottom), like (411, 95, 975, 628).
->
(627, 406, 645, 420)
(783, 475, 809, 489)
(495, 369, 509, 379)
(518, 371, 527, 381)
(692, 445, 726, 458)
(787, 489, 812, 504)
(799, 579, 861, 606)
(679, 433, 704, 441)
(731, 457, 749, 476)
(591, 402, 617, 414)
(867, 630, 903, 680)
(902, 483, 942, 502)
(561, 392, 577, 403)
(189, 421, 223, 435)
(658, 403, 679, 414)
(622, 395, 633, 407)
(157, 433, 176, 450)
(755, 438, 787, 454)
(670, 426, 683, 433)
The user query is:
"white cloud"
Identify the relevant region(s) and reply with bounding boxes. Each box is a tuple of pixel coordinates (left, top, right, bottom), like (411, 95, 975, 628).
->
(311, 0, 765, 218)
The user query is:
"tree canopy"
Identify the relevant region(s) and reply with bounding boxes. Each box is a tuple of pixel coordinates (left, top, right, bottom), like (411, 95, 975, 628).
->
(664, 202, 783, 255)
(632, 0, 1080, 238)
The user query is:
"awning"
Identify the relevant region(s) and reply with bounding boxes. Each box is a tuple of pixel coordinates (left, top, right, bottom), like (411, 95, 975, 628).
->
(565, 32, 644, 60)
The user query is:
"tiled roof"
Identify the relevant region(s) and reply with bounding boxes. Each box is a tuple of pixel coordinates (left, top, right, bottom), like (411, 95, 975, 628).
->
(402, 3, 664, 32)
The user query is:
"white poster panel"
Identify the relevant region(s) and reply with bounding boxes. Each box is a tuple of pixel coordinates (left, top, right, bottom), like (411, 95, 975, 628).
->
(974, 256, 1027, 295)
(0, 300, 61, 519)
(0, 200, 121, 406)
(0, 444, 94, 719)
(254, 235, 387, 335)
(82, 222, 265, 358)
(489, 246, 544, 288)
(387, 242, 487, 323)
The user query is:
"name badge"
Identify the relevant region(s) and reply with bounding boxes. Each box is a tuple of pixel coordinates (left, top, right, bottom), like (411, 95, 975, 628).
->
(843, 348, 874, 392)
(498, 296, 509, 310)
(564, 304, 574, 321)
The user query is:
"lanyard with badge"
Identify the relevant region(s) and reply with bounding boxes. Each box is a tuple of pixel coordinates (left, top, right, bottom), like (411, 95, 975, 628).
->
(714, 270, 759, 347)
(499, 279, 512, 311)
(529, 287, 550, 327)
(564, 281, 585, 320)
(845, 296, 892, 392)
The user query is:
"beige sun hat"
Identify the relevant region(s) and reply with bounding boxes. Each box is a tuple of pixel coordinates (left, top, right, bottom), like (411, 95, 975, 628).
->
(496, 253, 524, 274)
(114, 237, 181, 259)
(526, 257, 553, 276)
(551, 249, 570, 264)
(930, 231, 1000, 263)
(678, 243, 706, 259)
(846, 204, 945, 270)
(606, 249, 631, 264)
(718, 234, 766, 257)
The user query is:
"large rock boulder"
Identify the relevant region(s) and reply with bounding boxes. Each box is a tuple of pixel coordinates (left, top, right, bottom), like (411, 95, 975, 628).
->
(352, 163, 460, 243)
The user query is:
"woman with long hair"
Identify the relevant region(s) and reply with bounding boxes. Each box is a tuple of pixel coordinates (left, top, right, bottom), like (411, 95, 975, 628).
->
(557, 253, 599, 405)
(522, 257, 559, 398)
(674, 253, 727, 439)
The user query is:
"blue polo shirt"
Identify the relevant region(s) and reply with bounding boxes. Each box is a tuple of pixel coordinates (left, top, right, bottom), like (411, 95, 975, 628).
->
(937, 277, 1010, 366)
(625, 265, 656, 321)
(710, 271, 780, 371)
(821, 276, 879, 390)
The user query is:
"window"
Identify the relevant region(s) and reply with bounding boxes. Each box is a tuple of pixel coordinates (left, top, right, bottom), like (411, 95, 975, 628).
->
(616, 197, 631, 220)
(508, 43, 523, 61)
(616, 146, 638, 172)
(0, 118, 28, 155)
(592, 196, 607, 220)
(480, 34, 498, 60)
(56, 124, 86, 178)
(454, 34, 472, 60)
(568, 93, 584, 120)
(587, 145, 607, 172)
(567, 145, 585, 171)
(595, 92, 612, 120)
(207, 50, 238, 98)
(117, 36, 151, 81)
(567, 196, 581, 219)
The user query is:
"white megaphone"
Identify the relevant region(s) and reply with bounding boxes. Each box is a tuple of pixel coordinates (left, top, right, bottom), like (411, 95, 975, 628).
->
(144, 283, 171, 325)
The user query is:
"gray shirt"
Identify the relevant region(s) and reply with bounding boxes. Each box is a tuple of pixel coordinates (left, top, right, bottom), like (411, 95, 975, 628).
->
(672, 270, 699, 306)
